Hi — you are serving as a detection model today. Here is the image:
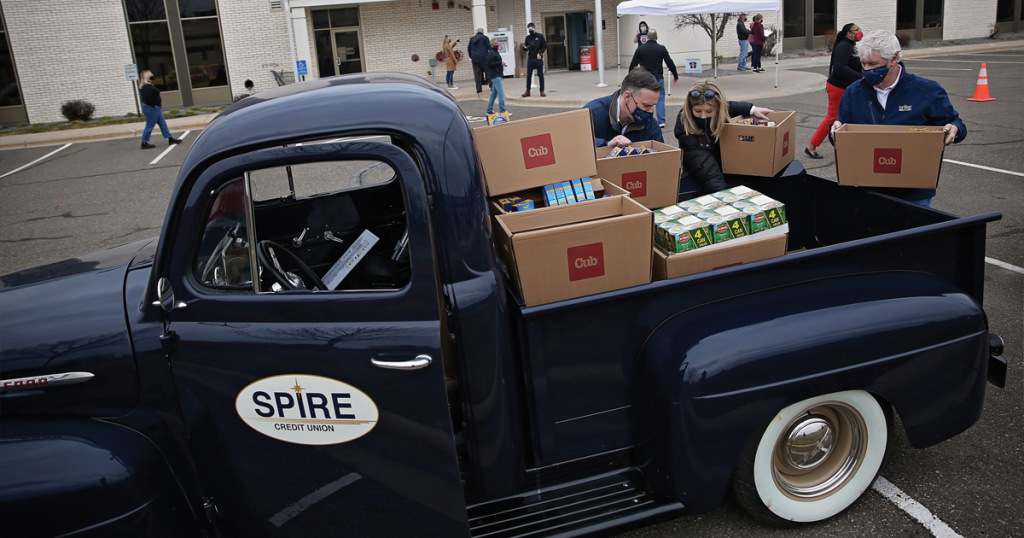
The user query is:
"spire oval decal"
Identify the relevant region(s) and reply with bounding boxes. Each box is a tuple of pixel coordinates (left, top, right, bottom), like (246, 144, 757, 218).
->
(235, 374, 379, 445)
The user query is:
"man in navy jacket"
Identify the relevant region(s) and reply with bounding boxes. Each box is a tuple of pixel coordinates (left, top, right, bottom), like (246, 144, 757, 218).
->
(584, 67, 663, 148)
(831, 30, 966, 206)
(469, 28, 491, 95)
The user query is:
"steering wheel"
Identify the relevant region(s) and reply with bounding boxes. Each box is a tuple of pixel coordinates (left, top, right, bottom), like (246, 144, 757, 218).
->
(256, 240, 327, 291)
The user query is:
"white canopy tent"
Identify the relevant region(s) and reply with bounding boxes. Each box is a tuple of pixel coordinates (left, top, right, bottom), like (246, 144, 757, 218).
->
(606, 0, 780, 87)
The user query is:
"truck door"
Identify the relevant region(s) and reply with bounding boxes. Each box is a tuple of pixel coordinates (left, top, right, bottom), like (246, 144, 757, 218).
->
(159, 142, 469, 536)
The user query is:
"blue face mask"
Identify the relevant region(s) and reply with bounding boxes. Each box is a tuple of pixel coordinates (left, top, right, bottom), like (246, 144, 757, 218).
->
(629, 94, 653, 127)
(863, 65, 890, 87)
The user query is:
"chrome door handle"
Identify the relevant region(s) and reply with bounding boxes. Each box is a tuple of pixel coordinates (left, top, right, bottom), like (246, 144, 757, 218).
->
(371, 354, 432, 370)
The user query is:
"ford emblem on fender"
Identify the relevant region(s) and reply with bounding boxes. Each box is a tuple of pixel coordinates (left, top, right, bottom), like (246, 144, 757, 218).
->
(0, 372, 95, 394)
(235, 374, 379, 445)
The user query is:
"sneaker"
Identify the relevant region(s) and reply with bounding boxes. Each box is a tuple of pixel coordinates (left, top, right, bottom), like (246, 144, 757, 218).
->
(659, 123, 666, 128)
(168, 137, 182, 145)
(540, 91, 546, 97)
(141, 141, 156, 149)
(522, 91, 531, 97)
(450, 85, 458, 90)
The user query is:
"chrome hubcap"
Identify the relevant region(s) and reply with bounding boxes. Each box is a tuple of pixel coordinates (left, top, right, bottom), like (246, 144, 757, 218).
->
(772, 403, 867, 500)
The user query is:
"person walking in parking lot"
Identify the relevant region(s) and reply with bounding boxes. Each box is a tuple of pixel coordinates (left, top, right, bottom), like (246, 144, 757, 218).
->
(736, 14, 751, 71)
(749, 14, 766, 73)
(138, 70, 181, 150)
(805, 22, 862, 159)
(830, 30, 966, 207)
(486, 39, 508, 115)
(628, 29, 678, 128)
(469, 28, 490, 96)
(522, 22, 546, 97)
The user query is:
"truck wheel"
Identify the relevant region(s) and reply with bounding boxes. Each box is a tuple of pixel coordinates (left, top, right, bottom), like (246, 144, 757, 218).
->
(732, 390, 891, 527)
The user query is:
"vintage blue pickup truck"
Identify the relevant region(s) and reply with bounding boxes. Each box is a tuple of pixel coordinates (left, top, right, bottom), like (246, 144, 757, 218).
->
(0, 74, 1008, 537)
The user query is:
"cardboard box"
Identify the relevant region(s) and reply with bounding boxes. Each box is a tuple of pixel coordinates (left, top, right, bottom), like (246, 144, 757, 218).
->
(515, 67, 527, 78)
(720, 111, 797, 177)
(474, 109, 597, 196)
(652, 225, 788, 281)
(489, 178, 630, 215)
(595, 140, 682, 209)
(833, 124, 945, 189)
(495, 196, 652, 306)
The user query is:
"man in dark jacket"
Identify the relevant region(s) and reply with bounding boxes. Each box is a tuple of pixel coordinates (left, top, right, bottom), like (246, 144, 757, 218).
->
(468, 28, 490, 95)
(583, 67, 663, 148)
(485, 40, 507, 114)
(831, 29, 966, 207)
(736, 15, 751, 70)
(628, 29, 677, 128)
(522, 22, 546, 97)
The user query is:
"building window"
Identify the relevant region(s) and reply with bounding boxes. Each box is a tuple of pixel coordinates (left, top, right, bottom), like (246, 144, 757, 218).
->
(1, 15, 23, 107)
(923, 0, 943, 28)
(813, 0, 836, 36)
(784, 0, 806, 38)
(997, 0, 1015, 21)
(182, 17, 227, 88)
(125, 0, 178, 91)
(312, 8, 363, 78)
(180, 0, 217, 18)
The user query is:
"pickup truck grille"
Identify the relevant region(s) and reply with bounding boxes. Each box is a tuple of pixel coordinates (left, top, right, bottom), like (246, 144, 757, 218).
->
(467, 470, 683, 538)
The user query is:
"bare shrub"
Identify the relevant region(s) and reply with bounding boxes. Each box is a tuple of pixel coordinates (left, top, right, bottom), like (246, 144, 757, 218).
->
(824, 29, 837, 53)
(989, 20, 1002, 39)
(762, 25, 780, 56)
(895, 33, 911, 49)
(60, 100, 96, 122)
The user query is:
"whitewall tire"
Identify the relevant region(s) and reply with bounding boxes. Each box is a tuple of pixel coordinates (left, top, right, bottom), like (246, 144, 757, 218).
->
(733, 390, 891, 526)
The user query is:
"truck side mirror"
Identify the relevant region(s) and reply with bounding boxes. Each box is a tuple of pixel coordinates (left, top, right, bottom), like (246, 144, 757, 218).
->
(156, 278, 187, 312)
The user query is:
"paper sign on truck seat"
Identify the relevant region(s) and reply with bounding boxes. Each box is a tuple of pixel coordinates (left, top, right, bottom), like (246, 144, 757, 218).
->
(323, 229, 379, 290)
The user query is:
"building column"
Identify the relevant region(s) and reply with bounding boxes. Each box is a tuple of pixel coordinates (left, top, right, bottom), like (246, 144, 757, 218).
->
(473, 0, 487, 32)
(291, 7, 312, 80)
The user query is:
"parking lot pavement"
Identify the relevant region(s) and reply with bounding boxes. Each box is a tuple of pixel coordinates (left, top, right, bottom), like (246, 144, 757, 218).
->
(0, 51, 1020, 538)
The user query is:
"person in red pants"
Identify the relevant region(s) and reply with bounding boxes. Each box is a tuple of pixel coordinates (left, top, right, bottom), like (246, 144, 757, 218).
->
(805, 23, 863, 159)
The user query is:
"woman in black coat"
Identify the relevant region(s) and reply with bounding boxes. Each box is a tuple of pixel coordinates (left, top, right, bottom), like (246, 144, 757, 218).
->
(674, 80, 773, 196)
(805, 23, 863, 158)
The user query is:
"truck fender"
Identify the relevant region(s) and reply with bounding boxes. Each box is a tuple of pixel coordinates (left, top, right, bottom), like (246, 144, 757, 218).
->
(0, 417, 203, 538)
(632, 271, 988, 514)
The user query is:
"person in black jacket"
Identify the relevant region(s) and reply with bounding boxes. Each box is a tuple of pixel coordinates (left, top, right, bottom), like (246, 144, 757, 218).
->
(138, 70, 181, 150)
(485, 39, 507, 114)
(805, 23, 863, 158)
(736, 14, 751, 71)
(468, 28, 490, 95)
(628, 29, 678, 128)
(521, 22, 546, 97)
(673, 79, 773, 196)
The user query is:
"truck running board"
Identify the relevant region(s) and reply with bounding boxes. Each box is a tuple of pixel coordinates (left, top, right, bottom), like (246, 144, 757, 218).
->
(467, 470, 683, 538)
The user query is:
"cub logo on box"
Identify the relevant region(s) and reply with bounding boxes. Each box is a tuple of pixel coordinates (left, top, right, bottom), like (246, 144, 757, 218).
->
(622, 171, 647, 197)
(873, 148, 902, 174)
(521, 134, 556, 169)
(782, 131, 790, 157)
(567, 242, 605, 282)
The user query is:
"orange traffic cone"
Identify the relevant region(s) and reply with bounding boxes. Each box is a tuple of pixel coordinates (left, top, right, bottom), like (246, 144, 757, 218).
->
(966, 63, 996, 102)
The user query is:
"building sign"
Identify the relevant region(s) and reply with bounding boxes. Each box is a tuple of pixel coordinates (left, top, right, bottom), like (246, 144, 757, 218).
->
(125, 64, 139, 81)
(296, 60, 308, 76)
(685, 59, 702, 74)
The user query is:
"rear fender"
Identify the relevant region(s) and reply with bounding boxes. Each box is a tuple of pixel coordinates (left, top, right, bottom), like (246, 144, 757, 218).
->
(0, 418, 202, 538)
(634, 272, 988, 513)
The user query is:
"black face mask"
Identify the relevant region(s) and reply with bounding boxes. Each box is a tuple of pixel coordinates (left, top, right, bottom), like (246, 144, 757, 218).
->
(694, 117, 713, 133)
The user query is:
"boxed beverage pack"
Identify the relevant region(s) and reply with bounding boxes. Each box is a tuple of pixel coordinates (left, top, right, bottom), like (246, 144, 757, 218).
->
(595, 140, 682, 209)
(720, 111, 797, 177)
(833, 124, 945, 189)
(652, 229, 788, 281)
(490, 178, 630, 215)
(494, 195, 652, 306)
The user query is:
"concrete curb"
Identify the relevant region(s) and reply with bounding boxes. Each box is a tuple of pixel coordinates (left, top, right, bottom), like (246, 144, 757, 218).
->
(0, 115, 216, 150)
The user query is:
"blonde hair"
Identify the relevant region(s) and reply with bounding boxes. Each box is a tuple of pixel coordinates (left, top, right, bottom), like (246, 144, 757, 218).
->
(753, 13, 763, 22)
(138, 70, 153, 90)
(679, 79, 730, 140)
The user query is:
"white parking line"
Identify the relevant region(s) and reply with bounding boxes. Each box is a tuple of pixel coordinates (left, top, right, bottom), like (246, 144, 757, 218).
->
(149, 131, 191, 165)
(907, 67, 972, 71)
(873, 476, 964, 538)
(986, 257, 1024, 275)
(268, 472, 361, 527)
(905, 59, 1024, 64)
(0, 143, 72, 179)
(944, 159, 1024, 177)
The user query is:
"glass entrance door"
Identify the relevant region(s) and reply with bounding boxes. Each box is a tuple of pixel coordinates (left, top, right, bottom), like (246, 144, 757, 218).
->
(544, 15, 567, 70)
(334, 30, 363, 75)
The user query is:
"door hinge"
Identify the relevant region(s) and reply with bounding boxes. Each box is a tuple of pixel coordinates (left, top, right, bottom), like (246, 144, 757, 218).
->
(159, 331, 179, 357)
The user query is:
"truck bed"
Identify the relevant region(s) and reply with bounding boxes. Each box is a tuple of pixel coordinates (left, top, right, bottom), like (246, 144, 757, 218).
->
(505, 162, 1000, 467)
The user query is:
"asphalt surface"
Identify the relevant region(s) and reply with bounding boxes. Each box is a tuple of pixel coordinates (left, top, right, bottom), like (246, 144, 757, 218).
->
(1, 50, 1021, 537)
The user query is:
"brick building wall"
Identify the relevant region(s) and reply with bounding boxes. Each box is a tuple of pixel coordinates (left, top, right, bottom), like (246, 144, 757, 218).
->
(943, 0, 999, 40)
(837, 1, 896, 38)
(3, 0, 136, 124)
(360, 2, 476, 82)
(220, 0, 294, 98)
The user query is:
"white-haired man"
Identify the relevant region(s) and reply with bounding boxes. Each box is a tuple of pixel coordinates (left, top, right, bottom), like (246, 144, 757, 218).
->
(831, 29, 966, 207)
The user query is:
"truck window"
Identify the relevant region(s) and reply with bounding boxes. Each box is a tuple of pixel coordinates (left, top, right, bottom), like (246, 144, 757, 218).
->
(194, 179, 254, 291)
(244, 159, 411, 293)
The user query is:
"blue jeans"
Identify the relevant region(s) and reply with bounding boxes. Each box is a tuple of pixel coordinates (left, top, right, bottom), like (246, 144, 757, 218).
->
(446, 70, 454, 86)
(911, 197, 933, 207)
(656, 78, 666, 125)
(487, 76, 506, 113)
(738, 40, 749, 69)
(141, 103, 171, 143)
